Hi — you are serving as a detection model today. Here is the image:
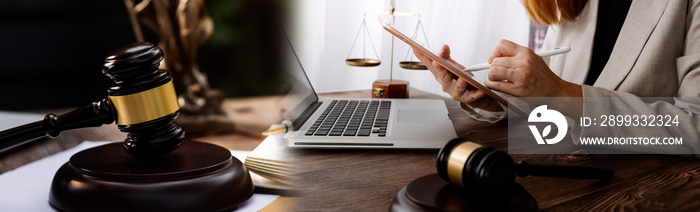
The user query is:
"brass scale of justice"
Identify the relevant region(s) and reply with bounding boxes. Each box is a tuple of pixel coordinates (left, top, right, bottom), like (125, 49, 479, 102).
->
(345, 1, 430, 98)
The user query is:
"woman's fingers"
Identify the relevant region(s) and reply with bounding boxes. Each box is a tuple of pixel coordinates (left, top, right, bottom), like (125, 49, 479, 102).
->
(464, 90, 486, 103)
(454, 78, 468, 91)
(437, 44, 451, 60)
(485, 79, 532, 97)
(488, 65, 511, 81)
(437, 44, 467, 70)
(488, 39, 522, 63)
(417, 43, 496, 105)
(450, 85, 486, 103)
(432, 61, 454, 85)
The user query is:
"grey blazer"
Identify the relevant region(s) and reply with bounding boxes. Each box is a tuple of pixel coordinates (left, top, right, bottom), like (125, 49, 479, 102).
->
(468, 0, 700, 155)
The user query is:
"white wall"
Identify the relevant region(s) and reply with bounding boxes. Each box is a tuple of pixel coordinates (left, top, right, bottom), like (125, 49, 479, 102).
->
(290, 0, 530, 97)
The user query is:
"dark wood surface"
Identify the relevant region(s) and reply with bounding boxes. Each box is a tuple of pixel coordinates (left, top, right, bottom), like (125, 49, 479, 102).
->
(291, 88, 700, 211)
(4, 89, 700, 211)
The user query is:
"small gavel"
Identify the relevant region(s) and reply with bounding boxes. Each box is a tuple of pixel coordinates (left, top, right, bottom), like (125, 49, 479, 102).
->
(437, 138, 613, 190)
(0, 42, 184, 158)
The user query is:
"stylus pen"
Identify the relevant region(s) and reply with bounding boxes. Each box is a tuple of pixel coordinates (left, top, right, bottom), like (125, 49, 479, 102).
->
(463, 46, 571, 72)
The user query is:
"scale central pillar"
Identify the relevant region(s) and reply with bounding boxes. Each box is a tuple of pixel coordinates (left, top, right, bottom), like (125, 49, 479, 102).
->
(345, 0, 430, 99)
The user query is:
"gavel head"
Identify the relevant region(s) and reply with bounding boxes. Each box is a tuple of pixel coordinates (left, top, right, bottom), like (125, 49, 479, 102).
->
(102, 42, 185, 158)
(437, 138, 516, 191)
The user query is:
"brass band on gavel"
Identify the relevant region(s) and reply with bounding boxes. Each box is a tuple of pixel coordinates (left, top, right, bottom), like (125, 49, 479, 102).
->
(108, 81, 179, 126)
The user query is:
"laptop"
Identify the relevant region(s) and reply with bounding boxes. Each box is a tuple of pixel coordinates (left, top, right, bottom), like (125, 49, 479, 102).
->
(279, 37, 457, 149)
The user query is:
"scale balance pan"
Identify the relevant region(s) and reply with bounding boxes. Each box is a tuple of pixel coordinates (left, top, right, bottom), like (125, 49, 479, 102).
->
(389, 174, 539, 212)
(346, 58, 381, 67)
(399, 61, 428, 70)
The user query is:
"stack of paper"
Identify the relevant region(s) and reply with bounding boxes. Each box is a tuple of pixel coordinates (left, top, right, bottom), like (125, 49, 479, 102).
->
(244, 134, 300, 191)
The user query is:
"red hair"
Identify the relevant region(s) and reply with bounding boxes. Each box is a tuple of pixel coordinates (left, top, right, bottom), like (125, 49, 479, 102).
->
(522, 0, 589, 25)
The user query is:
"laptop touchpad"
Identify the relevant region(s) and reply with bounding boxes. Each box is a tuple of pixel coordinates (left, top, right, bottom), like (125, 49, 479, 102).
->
(397, 110, 445, 123)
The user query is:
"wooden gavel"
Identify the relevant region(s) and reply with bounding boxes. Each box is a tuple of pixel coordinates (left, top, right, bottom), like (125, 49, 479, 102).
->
(0, 42, 184, 158)
(437, 138, 614, 190)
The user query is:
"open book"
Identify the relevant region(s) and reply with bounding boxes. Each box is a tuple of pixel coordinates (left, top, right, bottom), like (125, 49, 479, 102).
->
(245, 134, 300, 192)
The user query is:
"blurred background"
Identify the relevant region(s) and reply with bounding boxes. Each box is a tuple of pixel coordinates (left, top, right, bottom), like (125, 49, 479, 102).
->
(0, 0, 535, 110)
(196, 0, 287, 98)
(288, 0, 531, 97)
(0, 0, 287, 110)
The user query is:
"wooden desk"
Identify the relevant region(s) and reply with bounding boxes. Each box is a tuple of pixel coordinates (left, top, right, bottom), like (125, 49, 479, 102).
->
(291, 88, 700, 211)
(3, 89, 700, 211)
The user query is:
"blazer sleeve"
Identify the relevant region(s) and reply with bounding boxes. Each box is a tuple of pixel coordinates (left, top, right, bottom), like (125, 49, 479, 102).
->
(458, 102, 507, 123)
(571, 0, 700, 156)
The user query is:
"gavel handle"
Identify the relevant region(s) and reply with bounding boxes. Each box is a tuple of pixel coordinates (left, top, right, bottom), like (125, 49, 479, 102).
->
(516, 161, 614, 179)
(0, 99, 114, 154)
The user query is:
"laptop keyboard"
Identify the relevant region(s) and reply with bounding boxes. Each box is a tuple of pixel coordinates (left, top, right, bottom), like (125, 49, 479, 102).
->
(305, 100, 391, 137)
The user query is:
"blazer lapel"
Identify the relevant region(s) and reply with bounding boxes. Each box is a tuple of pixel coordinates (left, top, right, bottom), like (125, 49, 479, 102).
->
(594, 0, 670, 89)
(558, 0, 598, 84)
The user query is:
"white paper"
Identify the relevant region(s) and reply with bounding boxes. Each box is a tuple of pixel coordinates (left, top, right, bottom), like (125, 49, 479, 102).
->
(231, 150, 252, 163)
(0, 141, 278, 212)
(0, 111, 45, 131)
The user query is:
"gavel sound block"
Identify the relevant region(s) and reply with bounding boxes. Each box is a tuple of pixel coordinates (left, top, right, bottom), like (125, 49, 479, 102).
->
(390, 138, 614, 212)
(0, 43, 253, 212)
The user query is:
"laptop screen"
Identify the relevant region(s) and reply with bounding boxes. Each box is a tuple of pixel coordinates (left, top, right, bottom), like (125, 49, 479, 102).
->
(278, 35, 320, 130)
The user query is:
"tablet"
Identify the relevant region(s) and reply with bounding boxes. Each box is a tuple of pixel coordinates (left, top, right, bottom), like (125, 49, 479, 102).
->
(379, 17, 527, 116)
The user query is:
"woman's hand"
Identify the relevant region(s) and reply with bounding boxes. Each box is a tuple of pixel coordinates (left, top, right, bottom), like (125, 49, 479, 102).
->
(413, 45, 503, 112)
(486, 39, 583, 118)
(486, 39, 581, 98)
